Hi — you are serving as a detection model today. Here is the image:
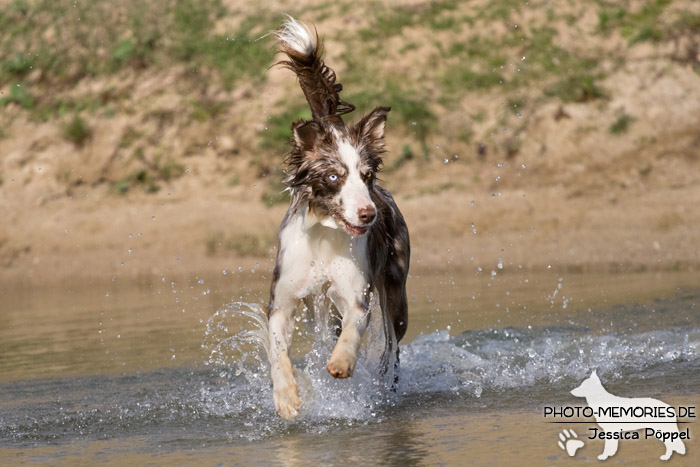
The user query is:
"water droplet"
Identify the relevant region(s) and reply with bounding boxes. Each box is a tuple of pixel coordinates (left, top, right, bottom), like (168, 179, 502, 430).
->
(176, 258, 181, 263)
(521, 56, 526, 61)
(198, 279, 204, 285)
(521, 164, 527, 169)
(128, 248, 133, 254)
(470, 200, 475, 206)
(105, 292, 109, 297)
(222, 269, 227, 275)
(443, 158, 449, 164)
(151, 216, 155, 221)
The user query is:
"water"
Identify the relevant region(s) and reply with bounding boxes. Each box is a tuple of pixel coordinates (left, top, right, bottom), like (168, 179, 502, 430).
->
(1, 270, 699, 464)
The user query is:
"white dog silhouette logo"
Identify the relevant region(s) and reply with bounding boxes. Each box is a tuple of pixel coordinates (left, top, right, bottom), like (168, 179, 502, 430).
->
(570, 370, 687, 461)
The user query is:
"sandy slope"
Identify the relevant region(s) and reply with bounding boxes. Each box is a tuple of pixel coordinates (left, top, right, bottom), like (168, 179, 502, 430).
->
(1, 1, 700, 286)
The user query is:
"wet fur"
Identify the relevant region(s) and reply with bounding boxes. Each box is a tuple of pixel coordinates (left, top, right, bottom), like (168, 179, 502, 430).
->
(266, 17, 410, 419)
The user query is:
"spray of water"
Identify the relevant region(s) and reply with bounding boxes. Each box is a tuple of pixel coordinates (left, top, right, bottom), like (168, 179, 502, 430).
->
(202, 294, 398, 423)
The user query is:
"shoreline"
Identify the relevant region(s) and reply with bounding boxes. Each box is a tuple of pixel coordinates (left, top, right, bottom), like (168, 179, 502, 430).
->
(3, 178, 700, 288)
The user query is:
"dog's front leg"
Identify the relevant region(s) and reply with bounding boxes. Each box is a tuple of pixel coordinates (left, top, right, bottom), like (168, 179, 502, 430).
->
(268, 299, 302, 419)
(598, 436, 618, 460)
(326, 297, 369, 379)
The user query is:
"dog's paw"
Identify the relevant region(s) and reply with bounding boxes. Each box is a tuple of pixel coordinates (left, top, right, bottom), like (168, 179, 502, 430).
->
(273, 382, 302, 420)
(557, 429, 584, 457)
(326, 352, 355, 379)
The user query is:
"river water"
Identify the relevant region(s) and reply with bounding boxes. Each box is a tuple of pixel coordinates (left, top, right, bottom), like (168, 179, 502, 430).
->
(1, 269, 699, 464)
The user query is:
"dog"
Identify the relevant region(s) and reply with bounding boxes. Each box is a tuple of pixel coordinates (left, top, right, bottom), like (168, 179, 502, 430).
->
(264, 17, 410, 420)
(571, 370, 687, 461)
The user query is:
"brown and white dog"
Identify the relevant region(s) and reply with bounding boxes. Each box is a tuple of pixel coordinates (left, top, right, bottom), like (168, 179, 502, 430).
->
(266, 17, 410, 419)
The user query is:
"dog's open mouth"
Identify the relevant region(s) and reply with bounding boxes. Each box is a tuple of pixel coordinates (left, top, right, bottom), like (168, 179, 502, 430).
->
(340, 218, 370, 236)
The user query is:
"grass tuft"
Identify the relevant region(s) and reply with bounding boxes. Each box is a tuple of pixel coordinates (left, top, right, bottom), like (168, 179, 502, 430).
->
(62, 115, 91, 145)
(609, 112, 636, 134)
(544, 75, 607, 103)
(0, 84, 34, 108)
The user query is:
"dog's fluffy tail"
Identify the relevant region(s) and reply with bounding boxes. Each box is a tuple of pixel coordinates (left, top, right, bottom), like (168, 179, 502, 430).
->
(275, 16, 354, 121)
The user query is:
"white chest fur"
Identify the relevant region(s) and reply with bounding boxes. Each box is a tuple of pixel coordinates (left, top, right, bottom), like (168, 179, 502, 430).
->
(276, 205, 371, 306)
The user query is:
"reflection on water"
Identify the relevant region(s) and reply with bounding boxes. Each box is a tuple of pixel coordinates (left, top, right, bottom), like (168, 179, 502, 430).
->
(1, 269, 699, 464)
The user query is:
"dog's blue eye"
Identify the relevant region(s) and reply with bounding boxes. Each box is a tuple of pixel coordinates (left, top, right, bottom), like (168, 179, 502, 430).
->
(329, 174, 338, 182)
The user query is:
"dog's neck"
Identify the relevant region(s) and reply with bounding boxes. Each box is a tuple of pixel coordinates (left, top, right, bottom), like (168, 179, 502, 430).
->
(582, 381, 614, 407)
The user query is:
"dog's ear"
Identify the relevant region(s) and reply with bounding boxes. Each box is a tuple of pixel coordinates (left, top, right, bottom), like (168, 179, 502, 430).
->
(292, 120, 319, 152)
(354, 106, 390, 146)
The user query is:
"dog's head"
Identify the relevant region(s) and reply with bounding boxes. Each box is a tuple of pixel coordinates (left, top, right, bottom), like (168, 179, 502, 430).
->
(571, 369, 602, 398)
(284, 107, 390, 236)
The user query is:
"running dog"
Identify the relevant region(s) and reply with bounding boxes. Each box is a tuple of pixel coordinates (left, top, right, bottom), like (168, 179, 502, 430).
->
(266, 17, 410, 419)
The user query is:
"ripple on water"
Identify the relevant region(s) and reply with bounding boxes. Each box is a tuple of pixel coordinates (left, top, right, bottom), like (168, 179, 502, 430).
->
(2, 298, 699, 448)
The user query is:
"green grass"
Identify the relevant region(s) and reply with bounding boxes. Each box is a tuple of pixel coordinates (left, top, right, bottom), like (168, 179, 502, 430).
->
(0, 84, 33, 108)
(390, 144, 415, 170)
(3, 52, 33, 76)
(111, 150, 184, 195)
(347, 79, 436, 139)
(478, 0, 525, 21)
(544, 74, 607, 103)
(190, 97, 229, 122)
(113, 169, 159, 195)
(155, 156, 185, 181)
(259, 104, 312, 151)
(0, 0, 276, 89)
(62, 115, 91, 145)
(597, 0, 672, 45)
(358, 0, 459, 40)
(609, 112, 636, 134)
(442, 65, 504, 93)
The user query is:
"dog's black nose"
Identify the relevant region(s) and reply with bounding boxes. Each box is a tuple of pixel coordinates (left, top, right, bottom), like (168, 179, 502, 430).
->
(358, 206, 376, 224)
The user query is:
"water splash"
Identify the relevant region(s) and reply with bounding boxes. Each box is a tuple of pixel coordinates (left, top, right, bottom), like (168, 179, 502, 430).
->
(201, 297, 397, 424)
(3, 306, 699, 447)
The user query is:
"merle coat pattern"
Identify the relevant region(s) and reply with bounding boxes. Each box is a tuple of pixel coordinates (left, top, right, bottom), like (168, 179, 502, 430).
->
(266, 17, 410, 419)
